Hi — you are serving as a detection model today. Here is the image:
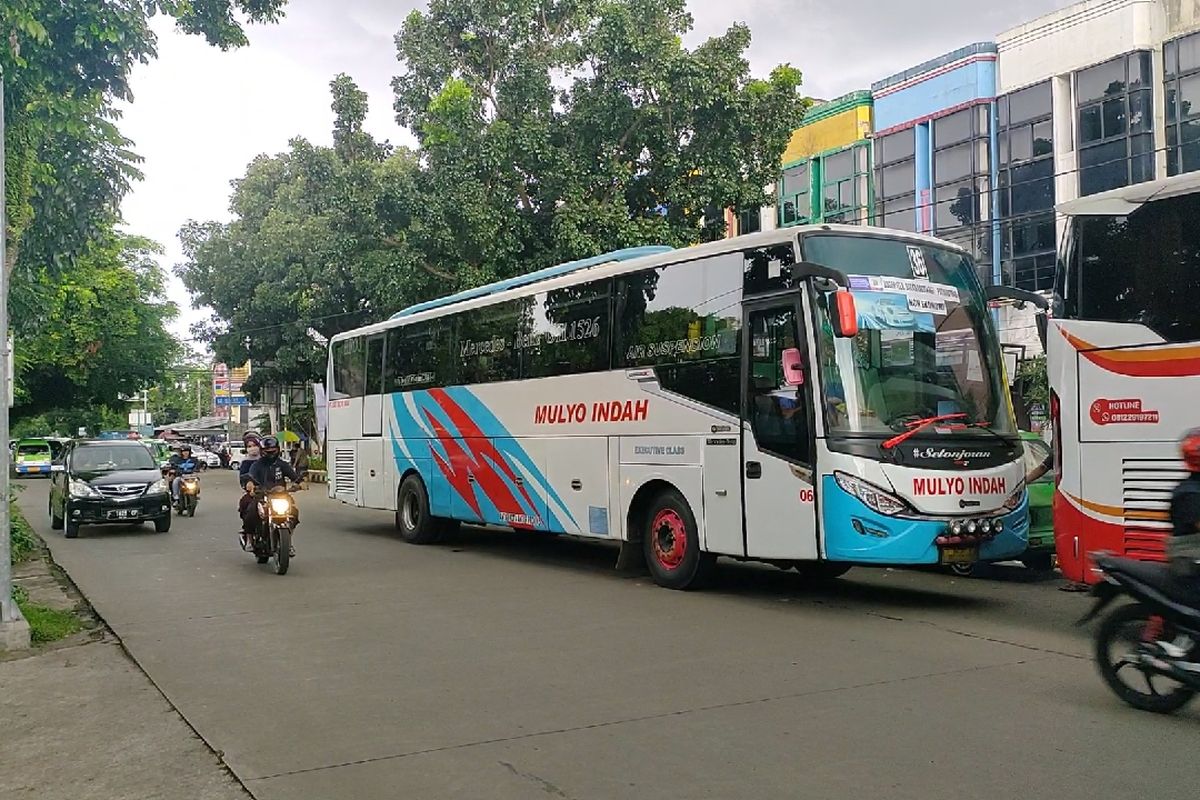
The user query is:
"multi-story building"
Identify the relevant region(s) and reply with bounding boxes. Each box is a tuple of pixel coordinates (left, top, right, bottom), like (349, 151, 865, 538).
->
(736, 0, 1200, 353)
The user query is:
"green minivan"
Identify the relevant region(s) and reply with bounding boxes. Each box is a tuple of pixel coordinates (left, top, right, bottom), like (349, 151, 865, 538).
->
(1019, 431, 1055, 572)
(13, 438, 55, 476)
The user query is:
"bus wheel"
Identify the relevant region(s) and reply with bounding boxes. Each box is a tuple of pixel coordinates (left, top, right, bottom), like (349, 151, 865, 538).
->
(794, 562, 852, 580)
(642, 489, 715, 590)
(396, 474, 440, 544)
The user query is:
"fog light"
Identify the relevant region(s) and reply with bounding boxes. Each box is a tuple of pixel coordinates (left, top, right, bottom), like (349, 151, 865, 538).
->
(980, 519, 992, 534)
(966, 519, 978, 534)
(72, 509, 81, 517)
(994, 519, 1004, 533)
(950, 520, 964, 535)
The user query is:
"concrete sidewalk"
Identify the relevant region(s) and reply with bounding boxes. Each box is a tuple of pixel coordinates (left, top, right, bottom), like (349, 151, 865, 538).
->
(1, 524, 250, 800)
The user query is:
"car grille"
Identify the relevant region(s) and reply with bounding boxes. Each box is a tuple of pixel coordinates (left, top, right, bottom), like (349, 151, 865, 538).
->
(96, 483, 148, 500)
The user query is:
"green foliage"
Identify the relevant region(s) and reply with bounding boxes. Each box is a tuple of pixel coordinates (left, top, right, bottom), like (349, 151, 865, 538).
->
(9, 500, 37, 564)
(183, 2, 808, 385)
(11, 233, 179, 418)
(1017, 355, 1048, 406)
(11, 405, 127, 439)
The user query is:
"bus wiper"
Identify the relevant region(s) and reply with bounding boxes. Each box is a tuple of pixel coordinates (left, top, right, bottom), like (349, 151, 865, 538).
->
(882, 413, 967, 449)
(965, 420, 1020, 445)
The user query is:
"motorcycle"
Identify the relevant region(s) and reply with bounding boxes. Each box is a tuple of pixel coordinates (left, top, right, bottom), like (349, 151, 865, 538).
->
(244, 485, 299, 575)
(1079, 552, 1200, 713)
(177, 474, 200, 517)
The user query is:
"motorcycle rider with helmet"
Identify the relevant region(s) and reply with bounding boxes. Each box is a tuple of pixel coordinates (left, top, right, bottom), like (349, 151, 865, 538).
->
(240, 435, 302, 554)
(167, 444, 198, 504)
(1171, 428, 1200, 543)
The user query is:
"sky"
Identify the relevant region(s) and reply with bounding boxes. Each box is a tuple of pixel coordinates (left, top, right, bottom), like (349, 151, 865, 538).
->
(117, 0, 1075, 344)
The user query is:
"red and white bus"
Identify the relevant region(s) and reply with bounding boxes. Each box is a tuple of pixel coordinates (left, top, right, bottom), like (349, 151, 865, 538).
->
(1049, 172, 1200, 584)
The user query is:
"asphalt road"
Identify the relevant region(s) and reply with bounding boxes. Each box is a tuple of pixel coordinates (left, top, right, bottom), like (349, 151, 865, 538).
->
(17, 471, 1198, 800)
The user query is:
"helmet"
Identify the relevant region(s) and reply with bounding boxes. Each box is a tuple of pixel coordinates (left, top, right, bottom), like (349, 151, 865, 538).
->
(260, 435, 281, 458)
(242, 431, 261, 445)
(180, 444, 192, 454)
(1182, 428, 1200, 472)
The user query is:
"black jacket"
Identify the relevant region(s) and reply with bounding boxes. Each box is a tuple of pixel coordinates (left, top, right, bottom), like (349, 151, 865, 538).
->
(1171, 474, 1200, 538)
(247, 456, 300, 491)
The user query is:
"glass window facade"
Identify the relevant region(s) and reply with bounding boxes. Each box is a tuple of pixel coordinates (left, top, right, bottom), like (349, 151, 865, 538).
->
(779, 142, 872, 227)
(997, 80, 1055, 292)
(931, 107, 990, 264)
(1074, 51, 1153, 196)
(874, 128, 916, 232)
(1165, 31, 1200, 176)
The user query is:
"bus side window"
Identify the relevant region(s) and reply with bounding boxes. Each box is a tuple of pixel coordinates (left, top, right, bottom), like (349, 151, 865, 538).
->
(747, 306, 811, 465)
(331, 337, 366, 398)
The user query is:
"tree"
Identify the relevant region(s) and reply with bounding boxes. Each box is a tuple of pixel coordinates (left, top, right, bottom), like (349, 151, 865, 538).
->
(391, 0, 810, 292)
(12, 233, 179, 418)
(2, 0, 289, 277)
(147, 366, 214, 425)
(177, 75, 423, 391)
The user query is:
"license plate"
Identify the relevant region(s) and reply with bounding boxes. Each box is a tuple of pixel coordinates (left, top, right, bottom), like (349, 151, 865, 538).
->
(25, 466, 40, 473)
(106, 509, 139, 520)
(940, 546, 978, 565)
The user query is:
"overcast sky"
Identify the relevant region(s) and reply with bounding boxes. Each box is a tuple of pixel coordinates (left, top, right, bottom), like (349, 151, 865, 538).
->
(118, 0, 1074, 342)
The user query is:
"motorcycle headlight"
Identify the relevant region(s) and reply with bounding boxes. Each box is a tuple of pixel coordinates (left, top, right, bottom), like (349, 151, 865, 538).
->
(269, 497, 292, 515)
(1002, 482, 1027, 512)
(834, 472, 910, 517)
(147, 479, 168, 495)
(69, 479, 101, 499)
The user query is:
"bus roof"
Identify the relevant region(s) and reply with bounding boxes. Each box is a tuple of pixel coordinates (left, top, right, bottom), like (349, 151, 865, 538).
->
(388, 246, 674, 320)
(332, 224, 966, 342)
(1057, 170, 1200, 216)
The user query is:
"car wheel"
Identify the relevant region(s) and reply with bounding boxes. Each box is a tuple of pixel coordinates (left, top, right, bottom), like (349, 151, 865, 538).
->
(65, 520, 80, 539)
(50, 498, 64, 530)
(396, 474, 440, 544)
(154, 515, 172, 533)
(642, 488, 716, 590)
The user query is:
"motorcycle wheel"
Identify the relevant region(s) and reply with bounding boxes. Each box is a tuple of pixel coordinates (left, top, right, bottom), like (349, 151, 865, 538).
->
(273, 526, 291, 575)
(1095, 602, 1196, 714)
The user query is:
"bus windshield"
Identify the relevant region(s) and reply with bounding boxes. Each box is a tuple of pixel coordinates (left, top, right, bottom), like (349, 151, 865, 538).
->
(1056, 192, 1200, 342)
(802, 233, 1015, 439)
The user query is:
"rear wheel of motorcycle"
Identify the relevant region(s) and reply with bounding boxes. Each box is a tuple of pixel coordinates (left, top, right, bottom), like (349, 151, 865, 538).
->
(396, 474, 440, 544)
(273, 527, 291, 575)
(1096, 603, 1195, 714)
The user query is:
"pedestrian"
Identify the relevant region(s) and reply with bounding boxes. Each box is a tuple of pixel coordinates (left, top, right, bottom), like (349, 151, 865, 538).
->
(291, 445, 309, 489)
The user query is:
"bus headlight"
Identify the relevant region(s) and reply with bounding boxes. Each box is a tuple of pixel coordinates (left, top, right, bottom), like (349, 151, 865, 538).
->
(834, 472, 910, 517)
(269, 497, 293, 516)
(1002, 482, 1026, 512)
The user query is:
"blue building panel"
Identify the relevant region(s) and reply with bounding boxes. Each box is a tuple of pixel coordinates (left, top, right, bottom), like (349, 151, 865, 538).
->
(873, 55, 997, 133)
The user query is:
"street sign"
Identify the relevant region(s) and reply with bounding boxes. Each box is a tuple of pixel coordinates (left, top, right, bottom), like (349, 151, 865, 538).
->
(215, 396, 249, 407)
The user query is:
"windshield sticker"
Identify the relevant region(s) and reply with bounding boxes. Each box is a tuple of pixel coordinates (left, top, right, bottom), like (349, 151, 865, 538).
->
(850, 275, 960, 315)
(852, 291, 935, 333)
(907, 246, 928, 279)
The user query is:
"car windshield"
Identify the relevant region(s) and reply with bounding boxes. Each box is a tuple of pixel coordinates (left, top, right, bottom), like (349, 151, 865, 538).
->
(803, 233, 1016, 439)
(73, 445, 156, 472)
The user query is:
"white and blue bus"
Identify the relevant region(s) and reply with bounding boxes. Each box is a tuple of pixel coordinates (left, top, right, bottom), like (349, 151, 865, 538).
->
(326, 226, 1031, 589)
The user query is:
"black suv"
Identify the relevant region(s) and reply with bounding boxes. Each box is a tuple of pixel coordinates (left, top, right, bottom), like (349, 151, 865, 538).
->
(49, 440, 172, 538)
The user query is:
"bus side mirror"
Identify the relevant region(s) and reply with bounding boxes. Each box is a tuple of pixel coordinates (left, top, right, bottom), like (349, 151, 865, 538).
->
(832, 290, 858, 338)
(781, 348, 805, 386)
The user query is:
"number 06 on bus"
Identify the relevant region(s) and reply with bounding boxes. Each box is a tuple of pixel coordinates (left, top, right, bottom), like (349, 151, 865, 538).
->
(326, 226, 1031, 589)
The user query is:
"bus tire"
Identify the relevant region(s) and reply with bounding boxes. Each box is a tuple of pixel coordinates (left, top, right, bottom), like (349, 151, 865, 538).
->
(396, 474, 440, 544)
(642, 489, 715, 590)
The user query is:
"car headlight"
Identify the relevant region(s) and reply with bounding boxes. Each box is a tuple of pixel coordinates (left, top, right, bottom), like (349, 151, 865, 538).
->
(147, 479, 169, 495)
(1002, 482, 1027, 512)
(269, 497, 292, 515)
(69, 479, 101, 499)
(834, 472, 911, 517)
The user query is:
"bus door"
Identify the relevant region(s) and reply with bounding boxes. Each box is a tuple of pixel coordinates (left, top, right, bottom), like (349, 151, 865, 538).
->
(359, 333, 388, 508)
(739, 300, 819, 561)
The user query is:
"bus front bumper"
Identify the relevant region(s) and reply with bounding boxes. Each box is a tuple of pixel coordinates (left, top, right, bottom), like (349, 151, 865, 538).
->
(820, 475, 1030, 565)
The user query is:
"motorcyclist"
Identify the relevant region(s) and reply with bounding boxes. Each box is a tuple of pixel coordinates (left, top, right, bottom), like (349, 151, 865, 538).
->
(1170, 428, 1200, 541)
(167, 444, 198, 503)
(240, 435, 301, 553)
(238, 431, 262, 487)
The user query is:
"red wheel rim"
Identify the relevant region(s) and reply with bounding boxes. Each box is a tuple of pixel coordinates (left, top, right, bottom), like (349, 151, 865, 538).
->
(650, 508, 687, 570)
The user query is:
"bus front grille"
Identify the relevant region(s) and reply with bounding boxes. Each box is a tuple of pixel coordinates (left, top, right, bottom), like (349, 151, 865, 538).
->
(333, 448, 356, 495)
(1121, 458, 1188, 561)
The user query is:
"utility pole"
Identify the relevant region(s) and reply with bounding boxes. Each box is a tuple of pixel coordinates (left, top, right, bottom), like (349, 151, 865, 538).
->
(0, 71, 32, 650)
